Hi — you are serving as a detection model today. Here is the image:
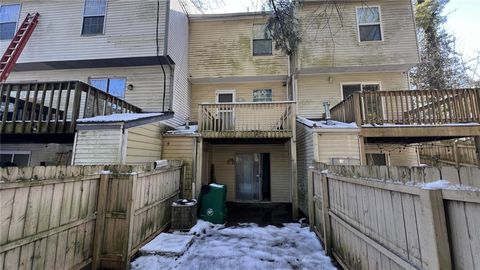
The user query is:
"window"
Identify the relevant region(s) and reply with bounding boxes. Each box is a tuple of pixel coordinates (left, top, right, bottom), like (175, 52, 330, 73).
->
(366, 153, 387, 166)
(1, 152, 30, 167)
(0, 4, 21, 40)
(89, 77, 126, 98)
(356, 6, 382, 42)
(341, 83, 380, 99)
(253, 24, 272, 56)
(216, 90, 235, 103)
(82, 0, 107, 35)
(253, 89, 272, 102)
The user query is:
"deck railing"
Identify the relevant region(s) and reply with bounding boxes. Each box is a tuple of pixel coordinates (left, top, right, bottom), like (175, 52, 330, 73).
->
(330, 89, 480, 126)
(198, 101, 295, 138)
(0, 81, 142, 134)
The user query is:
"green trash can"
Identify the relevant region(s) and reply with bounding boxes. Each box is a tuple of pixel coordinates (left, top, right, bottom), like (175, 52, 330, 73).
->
(198, 183, 227, 224)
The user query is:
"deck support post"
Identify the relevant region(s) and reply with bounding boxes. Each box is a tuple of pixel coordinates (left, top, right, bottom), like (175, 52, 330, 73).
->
(358, 136, 367, 165)
(475, 136, 480, 167)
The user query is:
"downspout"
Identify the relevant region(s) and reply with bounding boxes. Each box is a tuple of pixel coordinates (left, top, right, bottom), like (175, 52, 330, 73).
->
(157, 0, 168, 112)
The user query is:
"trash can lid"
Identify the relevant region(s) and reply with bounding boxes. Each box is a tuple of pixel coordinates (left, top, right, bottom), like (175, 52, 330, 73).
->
(172, 199, 197, 207)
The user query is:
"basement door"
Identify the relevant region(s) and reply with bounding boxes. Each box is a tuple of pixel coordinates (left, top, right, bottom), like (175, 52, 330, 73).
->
(235, 153, 270, 201)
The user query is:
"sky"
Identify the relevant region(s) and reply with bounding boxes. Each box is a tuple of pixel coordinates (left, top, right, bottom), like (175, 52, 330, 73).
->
(204, 0, 480, 73)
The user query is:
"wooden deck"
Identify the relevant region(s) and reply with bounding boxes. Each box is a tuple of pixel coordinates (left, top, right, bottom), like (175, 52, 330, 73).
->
(198, 101, 295, 139)
(330, 89, 480, 140)
(0, 81, 141, 134)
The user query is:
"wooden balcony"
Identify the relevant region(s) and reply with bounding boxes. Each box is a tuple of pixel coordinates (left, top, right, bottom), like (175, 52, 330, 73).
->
(330, 89, 480, 140)
(198, 101, 296, 138)
(0, 81, 141, 134)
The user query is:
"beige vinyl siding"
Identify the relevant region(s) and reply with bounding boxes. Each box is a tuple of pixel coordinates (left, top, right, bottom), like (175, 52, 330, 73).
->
(73, 128, 123, 165)
(317, 132, 361, 164)
(162, 136, 196, 197)
(190, 81, 287, 121)
(297, 72, 408, 118)
(167, 0, 191, 126)
(0, 0, 167, 63)
(298, 0, 419, 69)
(0, 143, 73, 166)
(207, 144, 291, 202)
(296, 122, 315, 215)
(188, 18, 288, 78)
(7, 65, 171, 112)
(366, 143, 419, 166)
(125, 122, 164, 164)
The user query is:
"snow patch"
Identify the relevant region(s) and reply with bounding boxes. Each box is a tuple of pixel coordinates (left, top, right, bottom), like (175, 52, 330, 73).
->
(297, 116, 358, 129)
(421, 180, 450, 190)
(139, 233, 194, 256)
(77, 113, 164, 123)
(166, 125, 199, 135)
(132, 221, 336, 270)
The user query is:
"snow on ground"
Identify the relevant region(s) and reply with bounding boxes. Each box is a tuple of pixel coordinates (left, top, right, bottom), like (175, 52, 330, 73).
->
(131, 221, 336, 270)
(297, 116, 358, 129)
(77, 113, 165, 123)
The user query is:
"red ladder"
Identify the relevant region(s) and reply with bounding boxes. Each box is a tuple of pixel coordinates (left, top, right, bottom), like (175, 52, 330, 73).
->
(0, 13, 40, 82)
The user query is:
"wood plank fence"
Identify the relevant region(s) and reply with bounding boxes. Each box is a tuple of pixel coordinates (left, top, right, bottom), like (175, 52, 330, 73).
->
(419, 141, 479, 167)
(0, 163, 182, 270)
(308, 163, 480, 270)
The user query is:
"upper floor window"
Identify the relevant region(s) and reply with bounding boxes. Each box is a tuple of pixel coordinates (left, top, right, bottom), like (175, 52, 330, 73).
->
(82, 0, 107, 35)
(253, 24, 272, 56)
(89, 77, 126, 98)
(0, 4, 21, 40)
(253, 89, 272, 102)
(356, 6, 382, 42)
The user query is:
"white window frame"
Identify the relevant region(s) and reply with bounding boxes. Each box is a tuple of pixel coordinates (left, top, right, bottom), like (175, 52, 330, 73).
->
(88, 76, 127, 98)
(252, 89, 273, 103)
(0, 151, 31, 166)
(355, 5, 383, 43)
(340, 82, 382, 100)
(0, 3, 21, 40)
(81, 0, 108, 36)
(252, 24, 273, 56)
(215, 90, 236, 103)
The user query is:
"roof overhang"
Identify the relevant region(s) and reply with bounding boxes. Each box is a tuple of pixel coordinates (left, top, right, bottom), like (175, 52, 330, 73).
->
(189, 75, 288, 84)
(297, 63, 417, 76)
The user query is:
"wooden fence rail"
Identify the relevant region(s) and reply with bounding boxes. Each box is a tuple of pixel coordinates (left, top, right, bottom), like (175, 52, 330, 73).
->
(0, 163, 182, 270)
(330, 89, 480, 126)
(419, 141, 479, 167)
(0, 81, 142, 134)
(308, 163, 480, 270)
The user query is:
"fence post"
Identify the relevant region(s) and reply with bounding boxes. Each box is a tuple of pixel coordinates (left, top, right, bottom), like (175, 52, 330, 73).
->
(124, 173, 137, 270)
(92, 172, 110, 270)
(321, 172, 332, 256)
(419, 189, 452, 270)
(307, 167, 314, 229)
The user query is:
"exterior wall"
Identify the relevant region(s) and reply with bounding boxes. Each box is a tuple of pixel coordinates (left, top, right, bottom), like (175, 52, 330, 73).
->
(72, 127, 123, 165)
(188, 16, 288, 79)
(297, 72, 409, 118)
(206, 143, 291, 202)
(296, 122, 315, 214)
(190, 81, 287, 121)
(0, 143, 73, 166)
(7, 65, 172, 112)
(0, 0, 168, 63)
(297, 0, 419, 70)
(162, 136, 196, 197)
(316, 132, 361, 164)
(125, 122, 164, 164)
(168, 0, 191, 126)
(365, 143, 420, 166)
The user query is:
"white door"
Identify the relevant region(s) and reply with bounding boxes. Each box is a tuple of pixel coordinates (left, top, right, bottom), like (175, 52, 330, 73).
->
(216, 90, 235, 131)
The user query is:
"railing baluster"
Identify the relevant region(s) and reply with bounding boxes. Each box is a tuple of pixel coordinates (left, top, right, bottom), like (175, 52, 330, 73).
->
(36, 83, 47, 133)
(1, 84, 12, 133)
(11, 84, 22, 133)
(20, 84, 31, 133)
(62, 83, 72, 132)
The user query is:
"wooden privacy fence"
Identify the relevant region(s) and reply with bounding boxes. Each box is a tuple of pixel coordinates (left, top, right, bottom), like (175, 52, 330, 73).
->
(308, 163, 480, 270)
(330, 89, 480, 126)
(419, 140, 479, 167)
(0, 163, 182, 270)
(0, 81, 141, 134)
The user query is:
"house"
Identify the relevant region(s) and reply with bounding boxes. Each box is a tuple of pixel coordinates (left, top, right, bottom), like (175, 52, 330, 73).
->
(0, 0, 196, 166)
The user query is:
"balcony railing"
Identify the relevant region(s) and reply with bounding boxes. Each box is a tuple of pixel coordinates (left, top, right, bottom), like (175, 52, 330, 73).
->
(330, 89, 480, 126)
(0, 81, 142, 134)
(198, 101, 296, 138)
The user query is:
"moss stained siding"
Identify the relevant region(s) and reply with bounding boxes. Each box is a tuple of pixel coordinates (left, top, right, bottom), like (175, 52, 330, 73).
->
(188, 17, 288, 79)
(297, 0, 419, 70)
